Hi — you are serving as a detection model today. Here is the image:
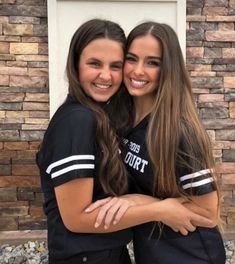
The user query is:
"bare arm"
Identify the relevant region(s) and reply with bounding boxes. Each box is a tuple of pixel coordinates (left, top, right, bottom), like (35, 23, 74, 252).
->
(55, 177, 213, 234)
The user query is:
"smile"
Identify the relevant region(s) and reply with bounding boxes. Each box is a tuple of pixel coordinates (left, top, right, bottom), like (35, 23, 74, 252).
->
(93, 83, 112, 89)
(130, 78, 148, 88)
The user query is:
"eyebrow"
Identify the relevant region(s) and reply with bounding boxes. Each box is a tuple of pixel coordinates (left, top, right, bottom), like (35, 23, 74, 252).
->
(127, 52, 161, 61)
(87, 58, 123, 64)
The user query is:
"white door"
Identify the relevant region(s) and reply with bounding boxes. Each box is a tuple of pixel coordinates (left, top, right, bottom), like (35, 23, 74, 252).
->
(48, 0, 186, 116)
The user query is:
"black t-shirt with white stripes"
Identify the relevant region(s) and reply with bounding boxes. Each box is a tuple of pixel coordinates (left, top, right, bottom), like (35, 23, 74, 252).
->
(122, 114, 215, 197)
(37, 96, 132, 260)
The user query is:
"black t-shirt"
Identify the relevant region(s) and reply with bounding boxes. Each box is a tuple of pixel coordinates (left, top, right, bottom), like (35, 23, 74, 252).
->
(122, 114, 215, 197)
(37, 96, 132, 260)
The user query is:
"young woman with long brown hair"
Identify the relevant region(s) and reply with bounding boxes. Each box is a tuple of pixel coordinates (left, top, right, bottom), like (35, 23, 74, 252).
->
(37, 19, 216, 264)
(86, 22, 226, 264)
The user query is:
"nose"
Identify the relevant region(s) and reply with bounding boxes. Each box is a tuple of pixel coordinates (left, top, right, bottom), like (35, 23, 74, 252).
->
(99, 67, 111, 81)
(133, 62, 144, 76)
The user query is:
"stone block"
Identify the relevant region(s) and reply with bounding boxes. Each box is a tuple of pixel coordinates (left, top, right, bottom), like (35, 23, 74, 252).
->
(3, 24, 33, 36)
(191, 77, 223, 88)
(202, 118, 235, 129)
(0, 206, 28, 217)
(23, 102, 49, 111)
(191, 71, 216, 77)
(18, 216, 47, 230)
(22, 36, 48, 43)
(10, 76, 48, 88)
(9, 16, 40, 24)
(28, 61, 48, 68)
(4, 142, 29, 150)
(33, 24, 48, 37)
(203, 7, 228, 15)
(187, 29, 204, 41)
(204, 47, 222, 58)
(20, 131, 45, 141)
(0, 103, 22, 111)
(15, 54, 48, 61)
(22, 124, 48, 130)
(0, 93, 24, 102)
(29, 141, 41, 150)
(16, 150, 37, 159)
(0, 75, 9, 86)
(187, 0, 204, 8)
(224, 77, 235, 88)
(230, 108, 235, 118)
(12, 164, 39, 176)
(0, 176, 40, 187)
(0, 165, 11, 176)
(29, 207, 44, 217)
(0, 188, 17, 202)
(6, 61, 27, 67)
(190, 22, 217, 30)
(199, 107, 228, 119)
(216, 129, 235, 140)
(206, 31, 235, 41)
(225, 93, 235, 101)
(0, 5, 47, 17)
(29, 111, 49, 118)
(219, 22, 234, 31)
(212, 65, 227, 71)
(10, 43, 38, 54)
(186, 47, 204, 58)
(0, 217, 17, 231)
(6, 111, 29, 118)
(187, 8, 202, 15)
(28, 68, 48, 76)
(205, 0, 229, 6)
(0, 150, 17, 159)
(17, 188, 35, 201)
(223, 150, 235, 162)
(25, 93, 49, 102)
(0, 42, 9, 53)
(0, 130, 19, 141)
(223, 48, 235, 58)
(216, 162, 235, 173)
(0, 66, 27, 75)
(199, 94, 224, 102)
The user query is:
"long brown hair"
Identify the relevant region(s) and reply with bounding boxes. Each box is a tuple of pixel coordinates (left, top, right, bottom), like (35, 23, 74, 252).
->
(66, 19, 131, 196)
(126, 22, 219, 199)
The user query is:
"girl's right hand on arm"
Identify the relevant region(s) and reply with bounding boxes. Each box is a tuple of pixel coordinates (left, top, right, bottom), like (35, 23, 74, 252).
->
(157, 198, 214, 236)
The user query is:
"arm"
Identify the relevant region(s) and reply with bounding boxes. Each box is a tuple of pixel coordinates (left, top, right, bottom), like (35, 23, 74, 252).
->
(55, 177, 213, 234)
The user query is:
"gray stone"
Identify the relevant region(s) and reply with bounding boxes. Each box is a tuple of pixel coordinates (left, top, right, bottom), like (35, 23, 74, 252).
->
(199, 107, 228, 119)
(223, 150, 235, 162)
(216, 129, 235, 140)
(202, 118, 235, 129)
(187, 29, 204, 41)
(191, 77, 223, 88)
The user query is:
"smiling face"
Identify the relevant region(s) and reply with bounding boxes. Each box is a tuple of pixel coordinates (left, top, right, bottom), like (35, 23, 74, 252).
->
(79, 38, 124, 102)
(124, 35, 162, 103)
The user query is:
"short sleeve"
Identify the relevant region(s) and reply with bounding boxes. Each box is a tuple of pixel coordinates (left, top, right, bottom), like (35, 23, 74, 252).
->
(43, 108, 97, 187)
(176, 139, 216, 196)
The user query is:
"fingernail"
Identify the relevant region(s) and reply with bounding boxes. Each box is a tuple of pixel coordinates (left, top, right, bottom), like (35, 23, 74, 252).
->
(104, 225, 108, 230)
(113, 221, 117, 225)
(94, 222, 99, 228)
(85, 208, 90, 213)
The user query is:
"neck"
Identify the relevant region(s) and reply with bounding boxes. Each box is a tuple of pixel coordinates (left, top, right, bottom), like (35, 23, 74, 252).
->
(133, 95, 154, 126)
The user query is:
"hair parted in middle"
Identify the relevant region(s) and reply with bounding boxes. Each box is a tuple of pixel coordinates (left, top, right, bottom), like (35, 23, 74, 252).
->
(126, 22, 218, 199)
(66, 19, 132, 196)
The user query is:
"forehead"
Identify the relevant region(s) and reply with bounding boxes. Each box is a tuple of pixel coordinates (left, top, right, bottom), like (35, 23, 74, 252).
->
(81, 38, 123, 59)
(128, 35, 162, 57)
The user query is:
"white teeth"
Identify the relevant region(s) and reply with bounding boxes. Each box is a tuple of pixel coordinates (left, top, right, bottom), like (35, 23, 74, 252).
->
(94, 83, 111, 89)
(131, 78, 147, 87)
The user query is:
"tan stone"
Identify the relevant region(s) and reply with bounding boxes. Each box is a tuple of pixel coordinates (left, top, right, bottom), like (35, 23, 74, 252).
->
(24, 118, 49, 125)
(207, 16, 235, 22)
(29, 207, 44, 217)
(29, 142, 41, 150)
(198, 94, 224, 102)
(191, 71, 216, 77)
(0, 75, 9, 86)
(15, 55, 48, 62)
(192, 88, 209, 94)
(203, 7, 228, 16)
(219, 22, 234, 31)
(206, 31, 235, 41)
(0, 111, 6, 118)
(28, 68, 48, 77)
(10, 43, 38, 55)
(216, 162, 235, 173)
(227, 213, 235, 225)
(25, 93, 49, 102)
(22, 124, 48, 130)
(6, 61, 27, 67)
(187, 16, 206, 22)
(186, 47, 204, 58)
(6, 111, 29, 118)
(10, 76, 48, 88)
(38, 43, 48, 55)
(230, 0, 235, 8)
(12, 164, 39, 176)
(230, 108, 235, 118)
(0, 42, 9, 54)
(187, 64, 212, 72)
(222, 174, 235, 185)
(213, 141, 230, 149)
(23, 102, 49, 111)
(0, 93, 24, 102)
(4, 142, 29, 150)
(223, 48, 235, 58)
(0, 176, 40, 187)
(0, 66, 27, 76)
(3, 24, 33, 36)
(0, 142, 3, 149)
(0, 150, 17, 159)
(0, 16, 9, 23)
(230, 102, 235, 107)
(224, 77, 235, 88)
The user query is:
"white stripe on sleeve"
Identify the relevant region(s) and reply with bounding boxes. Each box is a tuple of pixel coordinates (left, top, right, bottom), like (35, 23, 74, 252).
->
(180, 169, 211, 182)
(182, 177, 214, 190)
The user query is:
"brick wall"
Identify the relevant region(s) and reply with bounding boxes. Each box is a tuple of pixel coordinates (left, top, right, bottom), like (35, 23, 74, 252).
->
(0, 0, 234, 238)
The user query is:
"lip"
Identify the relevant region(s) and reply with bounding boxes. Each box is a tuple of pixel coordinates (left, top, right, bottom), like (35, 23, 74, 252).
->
(93, 83, 112, 89)
(129, 78, 148, 88)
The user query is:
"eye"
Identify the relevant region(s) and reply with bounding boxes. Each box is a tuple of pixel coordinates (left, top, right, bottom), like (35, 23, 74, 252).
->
(111, 63, 123, 70)
(147, 60, 161, 67)
(125, 55, 136, 63)
(87, 61, 100, 68)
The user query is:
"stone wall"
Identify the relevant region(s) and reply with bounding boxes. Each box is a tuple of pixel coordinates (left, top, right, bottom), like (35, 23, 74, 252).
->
(0, 0, 234, 238)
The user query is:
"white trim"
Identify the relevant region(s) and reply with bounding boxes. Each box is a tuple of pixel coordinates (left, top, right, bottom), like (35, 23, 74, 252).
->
(46, 155, 95, 173)
(180, 169, 211, 182)
(51, 164, 95, 178)
(182, 177, 214, 190)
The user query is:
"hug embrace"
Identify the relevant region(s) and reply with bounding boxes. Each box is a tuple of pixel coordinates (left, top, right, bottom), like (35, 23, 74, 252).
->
(37, 19, 226, 264)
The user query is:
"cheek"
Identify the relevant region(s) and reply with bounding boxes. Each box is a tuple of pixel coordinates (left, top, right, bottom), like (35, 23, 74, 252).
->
(113, 71, 123, 85)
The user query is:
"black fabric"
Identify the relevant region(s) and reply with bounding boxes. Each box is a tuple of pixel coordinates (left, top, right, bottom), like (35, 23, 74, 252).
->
(122, 116, 225, 264)
(37, 96, 132, 260)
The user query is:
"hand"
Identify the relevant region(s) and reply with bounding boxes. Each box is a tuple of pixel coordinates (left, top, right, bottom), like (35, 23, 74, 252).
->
(85, 196, 136, 229)
(157, 198, 213, 236)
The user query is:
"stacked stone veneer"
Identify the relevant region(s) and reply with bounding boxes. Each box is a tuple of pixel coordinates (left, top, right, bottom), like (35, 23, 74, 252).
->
(0, 0, 234, 237)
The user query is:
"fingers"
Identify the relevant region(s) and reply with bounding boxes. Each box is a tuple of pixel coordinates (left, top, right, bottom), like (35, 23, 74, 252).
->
(191, 214, 214, 228)
(94, 197, 118, 228)
(179, 228, 188, 236)
(113, 203, 130, 225)
(85, 197, 112, 213)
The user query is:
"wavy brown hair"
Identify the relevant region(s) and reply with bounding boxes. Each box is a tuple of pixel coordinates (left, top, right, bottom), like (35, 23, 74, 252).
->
(126, 22, 219, 200)
(66, 19, 132, 196)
